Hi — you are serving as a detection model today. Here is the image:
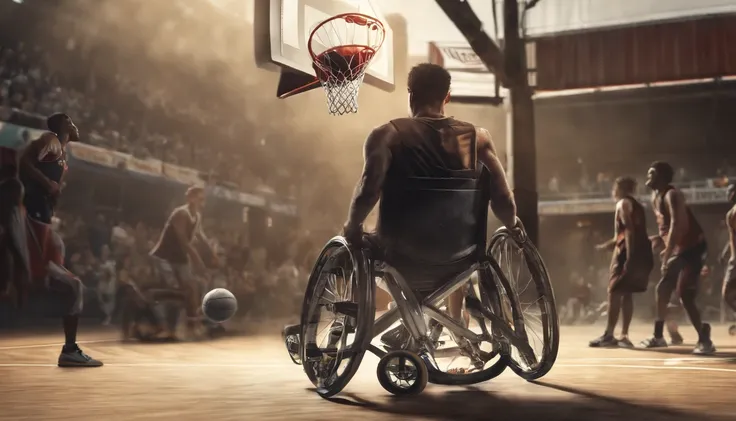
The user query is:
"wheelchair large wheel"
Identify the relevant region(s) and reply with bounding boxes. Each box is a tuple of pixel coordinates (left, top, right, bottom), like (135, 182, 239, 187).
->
(300, 236, 375, 398)
(488, 228, 559, 381)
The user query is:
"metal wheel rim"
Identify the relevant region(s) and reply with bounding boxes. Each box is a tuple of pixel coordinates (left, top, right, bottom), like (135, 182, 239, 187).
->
(490, 233, 555, 372)
(302, 242, 360, 389)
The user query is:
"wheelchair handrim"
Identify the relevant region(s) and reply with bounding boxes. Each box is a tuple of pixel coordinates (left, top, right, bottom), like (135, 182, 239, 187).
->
(488, 228, 559, 379)
(299, 237, 375, 397)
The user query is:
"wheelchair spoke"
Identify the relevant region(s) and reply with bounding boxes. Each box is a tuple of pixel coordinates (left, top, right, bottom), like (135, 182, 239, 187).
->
(489, 230, 558, 376)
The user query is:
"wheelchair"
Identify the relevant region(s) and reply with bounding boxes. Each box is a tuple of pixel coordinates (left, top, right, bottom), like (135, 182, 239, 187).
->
(282, 173, 560, 398)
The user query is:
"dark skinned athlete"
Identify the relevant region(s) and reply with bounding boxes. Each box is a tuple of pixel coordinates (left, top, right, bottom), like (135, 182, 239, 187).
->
(641, 161, 715, 354)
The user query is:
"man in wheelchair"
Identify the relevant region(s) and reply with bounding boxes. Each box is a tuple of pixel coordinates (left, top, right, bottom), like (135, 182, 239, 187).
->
(285, 64, 558, 397)
(341, 63, 524, 352)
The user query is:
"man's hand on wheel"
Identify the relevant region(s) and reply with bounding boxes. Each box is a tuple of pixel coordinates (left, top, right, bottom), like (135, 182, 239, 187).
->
(510, 217, 527, 244)
(342, 223, 364, 246)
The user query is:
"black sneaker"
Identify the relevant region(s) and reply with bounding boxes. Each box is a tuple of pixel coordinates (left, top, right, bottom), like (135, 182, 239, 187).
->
(693, 340, 716, 355)
(58, 345, 103, 367)
(693, 323, 715, 355)
(589, 334, 618, 348)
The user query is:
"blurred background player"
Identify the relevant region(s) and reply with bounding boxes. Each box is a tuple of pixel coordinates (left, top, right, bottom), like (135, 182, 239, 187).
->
(150, 186, 218, 339)
(18, 113, 102, 367)
(720, 183, 736, 323)
(0, 147, 29, 305)
(590, 177, 653, 347)
(642, 161, 714, 354)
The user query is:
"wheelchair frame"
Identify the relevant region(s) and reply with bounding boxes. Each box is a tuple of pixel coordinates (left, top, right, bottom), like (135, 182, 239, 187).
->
(369, 256, 537, 376)
(289, 229, 558, 396)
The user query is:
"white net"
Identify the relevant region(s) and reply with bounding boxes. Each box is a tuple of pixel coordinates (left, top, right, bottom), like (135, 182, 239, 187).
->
(309, 14, 385, 116)
(321, 75, 366, 116)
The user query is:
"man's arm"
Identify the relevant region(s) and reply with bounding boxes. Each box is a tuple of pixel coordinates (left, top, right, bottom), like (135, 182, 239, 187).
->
(344, 123, 393, 233)
(596, 205, 620, 251)
(619, 198, 635, 263)
(726, 210, 736, 263)
(476, 127, 516, 229)
(171, 210, 205, 269)
(20, 134, 57, 192)
(195, 221, 219, 266)
(662, 189, 688, 263)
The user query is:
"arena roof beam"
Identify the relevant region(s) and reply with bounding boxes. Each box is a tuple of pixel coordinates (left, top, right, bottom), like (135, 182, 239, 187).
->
(434, 0, 508, 87)
(437, 0, 539, 245)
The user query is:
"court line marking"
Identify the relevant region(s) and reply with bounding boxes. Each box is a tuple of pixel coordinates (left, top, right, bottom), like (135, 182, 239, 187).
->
(0, 363, 286, 368)
(0, 339, 118, 351)
(0, 362, 733, 374)
(555, 363, 736, 374)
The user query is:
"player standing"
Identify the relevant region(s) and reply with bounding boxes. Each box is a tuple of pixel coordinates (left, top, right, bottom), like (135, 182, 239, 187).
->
(720, 183, 736, 319)
(590, 177, 653, 347)
(0, 147, 29, 304)
(641, 162, 715, 354)
(150, 186, 218, 339)
(18, 113, 102, 366)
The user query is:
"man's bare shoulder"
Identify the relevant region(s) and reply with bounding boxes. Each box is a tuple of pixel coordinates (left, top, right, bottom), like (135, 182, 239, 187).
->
(366, 122, 398, 147)
(24, 132, 57, 151)
(616, 197, 634, 213)
(727, 206, 736, 226)
(170, 205, 189, 219)
(664, 187, 685, 204)
(474, 126, 496, 151)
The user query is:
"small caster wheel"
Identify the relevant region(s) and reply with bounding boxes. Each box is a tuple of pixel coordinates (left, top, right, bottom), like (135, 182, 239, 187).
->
(729, 324, 736, 336)
(376, 350, 428, 396)
(282, 324, 302, 365)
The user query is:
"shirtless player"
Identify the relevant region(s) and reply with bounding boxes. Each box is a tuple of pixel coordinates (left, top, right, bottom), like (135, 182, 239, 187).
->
(341, 63, 523, 347)
(590, 177, 653, 348)
(720, 183, 736, 321)
(642, 161, 715, 354)
(150, 186, 218, 339)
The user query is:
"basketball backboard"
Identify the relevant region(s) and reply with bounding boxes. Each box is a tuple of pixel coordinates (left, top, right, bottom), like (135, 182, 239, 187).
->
(254, 0, 394, 98)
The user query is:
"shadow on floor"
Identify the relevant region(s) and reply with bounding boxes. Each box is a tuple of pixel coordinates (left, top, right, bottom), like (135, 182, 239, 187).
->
(313, 382, 729, 421)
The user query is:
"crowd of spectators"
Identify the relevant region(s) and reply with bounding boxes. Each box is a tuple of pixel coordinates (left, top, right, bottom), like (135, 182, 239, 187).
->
(0, 41, 285, 195)
(48, 207, 308, 325)
(543, 162, 735, 199)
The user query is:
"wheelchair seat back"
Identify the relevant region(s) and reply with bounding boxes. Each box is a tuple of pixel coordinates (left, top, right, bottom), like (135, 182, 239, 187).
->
(378, 174, 489, 264)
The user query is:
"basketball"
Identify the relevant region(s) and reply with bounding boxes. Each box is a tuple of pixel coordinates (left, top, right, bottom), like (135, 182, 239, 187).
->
(202, 288, 238, 323)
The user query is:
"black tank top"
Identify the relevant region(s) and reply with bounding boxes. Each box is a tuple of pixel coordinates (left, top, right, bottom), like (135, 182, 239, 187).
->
(150, 206, 200, 264)
(382, 117, 478, 180)
(377, 117, 484, 264)
(652, 185, 704, 251)
(20, 137, 67, 203)
(613, 196, 653, 270)
(615, 196, 648, 248)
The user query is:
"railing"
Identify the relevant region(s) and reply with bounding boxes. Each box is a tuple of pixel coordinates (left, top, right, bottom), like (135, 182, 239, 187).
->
(540, 178, 732, 201)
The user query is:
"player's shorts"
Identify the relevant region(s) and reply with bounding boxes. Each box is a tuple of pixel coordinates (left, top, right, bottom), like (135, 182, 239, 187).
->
(23, 193, 54, 224)
(154, 257, 194, 289)
(658, 241, 707, 296)
(25, 216, 64, 281)
(609, 251, 651, 294)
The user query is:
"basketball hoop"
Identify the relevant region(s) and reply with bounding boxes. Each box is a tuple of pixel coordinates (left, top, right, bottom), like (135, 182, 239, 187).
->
(308, 13, 385, 116)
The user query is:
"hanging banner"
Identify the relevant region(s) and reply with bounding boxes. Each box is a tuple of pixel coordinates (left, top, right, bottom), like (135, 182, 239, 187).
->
(162, 163, 204, 185)
(68, 143, 116, 167)
(125, 155, 163, 176)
